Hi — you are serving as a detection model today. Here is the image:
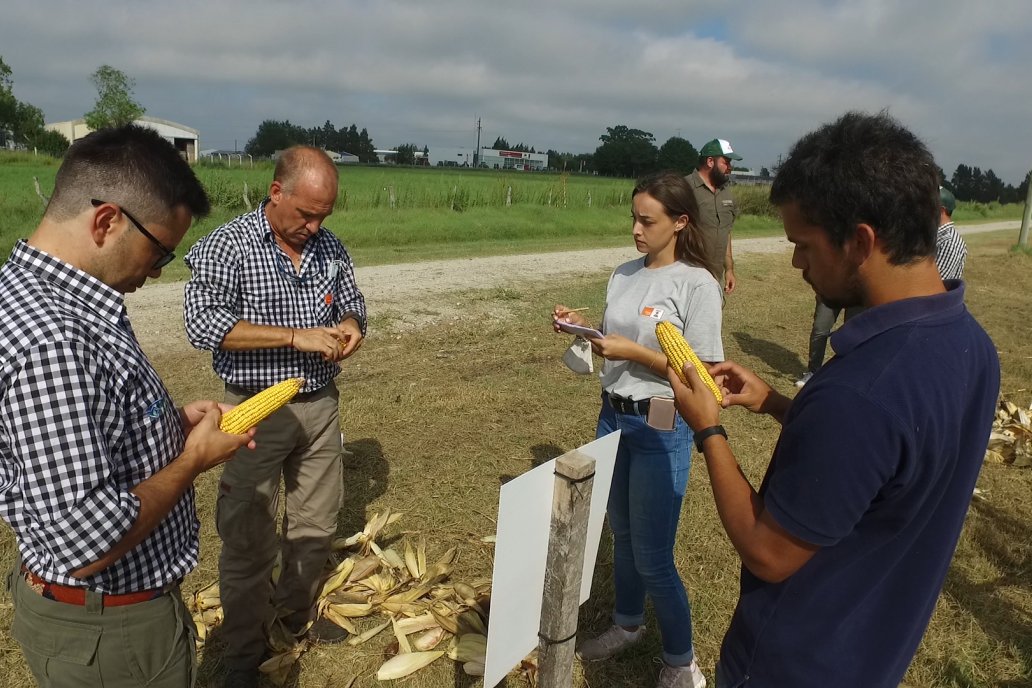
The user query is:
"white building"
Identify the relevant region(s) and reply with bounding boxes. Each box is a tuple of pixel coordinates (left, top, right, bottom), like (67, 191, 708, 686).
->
(478, 148, 548, 171)
(45, 115, 200, 162)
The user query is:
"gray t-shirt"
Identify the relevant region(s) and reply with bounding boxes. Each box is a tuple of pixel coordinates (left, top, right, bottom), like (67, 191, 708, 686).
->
(599, 258, 724, 400)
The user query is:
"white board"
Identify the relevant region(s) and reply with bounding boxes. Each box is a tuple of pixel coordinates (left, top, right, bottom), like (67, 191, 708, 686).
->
(482, 430, 620, 688)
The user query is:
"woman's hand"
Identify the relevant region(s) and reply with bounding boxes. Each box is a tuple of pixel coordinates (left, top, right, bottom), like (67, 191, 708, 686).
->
(553, 304, 590, 332)
(589, 333, 638, 361)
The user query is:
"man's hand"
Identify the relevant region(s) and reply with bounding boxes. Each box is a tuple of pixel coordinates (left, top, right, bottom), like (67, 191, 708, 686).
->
(180, 408, 255, 474)
(724, 268, 737, 294)
(709, 361, 792, 422)
(665, 364, 722, 431)
(293, 326, 351, 362)
(335, 317, 364, 360)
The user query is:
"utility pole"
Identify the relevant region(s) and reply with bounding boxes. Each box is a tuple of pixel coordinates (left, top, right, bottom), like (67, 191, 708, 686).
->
(473, 116, 482, 168)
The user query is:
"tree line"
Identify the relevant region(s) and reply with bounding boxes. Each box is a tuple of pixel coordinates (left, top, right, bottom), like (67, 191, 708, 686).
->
(4, 57, 1030, 204)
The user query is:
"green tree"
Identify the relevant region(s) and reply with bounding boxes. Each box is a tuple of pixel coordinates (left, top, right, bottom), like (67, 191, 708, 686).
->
(84, 65, 144, 130)
(491, 136, 510, 150)
(245, 119, 307, 156)
(1, 57, 62, 151)
(26, 128, 70, 156)
(394, 143, 418, 165)
(594, 125, 657, 178)
(656, 136, 698, 175)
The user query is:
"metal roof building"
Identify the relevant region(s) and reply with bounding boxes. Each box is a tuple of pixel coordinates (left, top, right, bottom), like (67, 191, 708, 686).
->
(45, 115, 200, 162)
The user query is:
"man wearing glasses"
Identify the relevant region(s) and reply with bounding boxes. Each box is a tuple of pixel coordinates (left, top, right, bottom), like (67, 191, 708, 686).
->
(184, 146, 366, 688)
(0, 124, 254, 687)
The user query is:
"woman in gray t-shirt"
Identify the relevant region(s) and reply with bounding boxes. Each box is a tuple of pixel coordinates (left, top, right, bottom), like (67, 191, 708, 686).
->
(554, 171, 722, 687)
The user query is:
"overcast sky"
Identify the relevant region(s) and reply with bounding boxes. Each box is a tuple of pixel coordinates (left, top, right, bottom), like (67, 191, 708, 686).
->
(3, 0, 1029, 182)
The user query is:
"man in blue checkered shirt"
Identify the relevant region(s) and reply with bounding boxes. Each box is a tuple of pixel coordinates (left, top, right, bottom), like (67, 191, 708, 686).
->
(184, 146, 366, 688)
(0, 125, 254, 687)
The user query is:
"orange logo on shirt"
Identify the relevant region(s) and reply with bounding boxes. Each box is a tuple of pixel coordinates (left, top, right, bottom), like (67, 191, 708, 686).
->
(641, 307, 655, 316)
(325, 293, 333, 305)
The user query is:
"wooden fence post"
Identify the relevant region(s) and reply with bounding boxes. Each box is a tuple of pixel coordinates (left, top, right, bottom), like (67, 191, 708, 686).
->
(538, 451, 595, 688)
(1019, 171, 1031, 248)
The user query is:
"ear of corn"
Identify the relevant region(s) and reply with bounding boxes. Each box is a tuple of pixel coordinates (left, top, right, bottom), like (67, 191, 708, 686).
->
(220, 378, 305, 433)
(655, 321, 723, 403)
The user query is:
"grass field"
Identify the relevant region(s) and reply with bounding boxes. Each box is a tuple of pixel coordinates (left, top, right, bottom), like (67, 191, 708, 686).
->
(0, 229, 1028, 687)
(2, 152, 1024, 275)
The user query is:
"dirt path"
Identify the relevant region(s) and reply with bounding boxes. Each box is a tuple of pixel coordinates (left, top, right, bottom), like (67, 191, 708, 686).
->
(124, 221, 1020, 354)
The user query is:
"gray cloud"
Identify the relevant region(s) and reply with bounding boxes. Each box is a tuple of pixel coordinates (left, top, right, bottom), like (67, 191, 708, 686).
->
(2, 0, 1028, 182)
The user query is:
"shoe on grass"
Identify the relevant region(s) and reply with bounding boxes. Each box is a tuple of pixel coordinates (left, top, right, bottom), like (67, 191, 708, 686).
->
(576, 624, 644, 661)
(656, 660, 707, 688)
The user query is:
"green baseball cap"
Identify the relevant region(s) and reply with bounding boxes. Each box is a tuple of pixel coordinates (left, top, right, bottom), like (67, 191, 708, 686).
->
(699, 138, 743, 161)
(939, 186, 956, 215)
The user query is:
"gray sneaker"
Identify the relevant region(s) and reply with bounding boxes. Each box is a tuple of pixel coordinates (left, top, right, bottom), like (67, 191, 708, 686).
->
(576, 624, 644, 661)
(656, 660, 707, 688)
(795, 372, 814, 388)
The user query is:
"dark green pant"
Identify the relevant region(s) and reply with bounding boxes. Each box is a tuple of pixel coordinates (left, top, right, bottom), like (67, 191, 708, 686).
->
(10, 564, 196, 687)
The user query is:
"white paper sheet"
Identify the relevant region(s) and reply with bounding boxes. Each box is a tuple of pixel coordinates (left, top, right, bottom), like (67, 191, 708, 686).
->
(482, 430, 620, 688)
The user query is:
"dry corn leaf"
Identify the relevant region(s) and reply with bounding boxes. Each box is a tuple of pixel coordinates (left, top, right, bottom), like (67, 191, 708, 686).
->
(319, 558, 356, 598)
(404, 540, 421, 580)
(417, 535, 427, 577)
(456, 609, 487, 636)
(347, 619, 391, 646)
(430, 606, 460, 635)
(453, 582, 476, 603)
(323, 606, 358, 634)
(375, 650, 445, 680)
(393, 616, 413, 654)
(447, 633, 487, 663)
(463, 660, 486, 677)
(329, 602, 374, 618)
(380, 547, 407, 572)
(348, 555, 381, 583)
(393, 612, 439, 636)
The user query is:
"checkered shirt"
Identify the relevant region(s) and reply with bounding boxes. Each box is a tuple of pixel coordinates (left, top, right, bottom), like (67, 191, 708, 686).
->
(935, 221, 967, 281)
(0, 241, 197, 592)
(184, 201, 366, 393)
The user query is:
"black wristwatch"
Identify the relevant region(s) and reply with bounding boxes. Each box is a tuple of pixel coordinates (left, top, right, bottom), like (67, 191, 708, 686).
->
(694, 425, 727, 452)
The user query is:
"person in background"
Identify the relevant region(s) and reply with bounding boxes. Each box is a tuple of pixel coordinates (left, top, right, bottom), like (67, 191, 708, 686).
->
(0, 124, 252, 688)
(555, 171, 722, 688)
(184, 146, 366, 688)
(935, 186, 967, 280)
(666, 112, 999, 688)
(687, 138, 743, 296)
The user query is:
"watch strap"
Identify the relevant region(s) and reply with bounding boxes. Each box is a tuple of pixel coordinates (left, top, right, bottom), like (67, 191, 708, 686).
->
(694, 424, 727, 452)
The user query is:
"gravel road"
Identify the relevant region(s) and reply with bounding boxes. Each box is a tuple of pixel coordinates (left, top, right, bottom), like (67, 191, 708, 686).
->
(124, 221, 1019, 353)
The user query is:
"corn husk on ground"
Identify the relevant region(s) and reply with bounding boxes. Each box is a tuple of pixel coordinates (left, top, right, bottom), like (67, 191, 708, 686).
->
(186, 508, 495, 685)
(984, 399, 1032, 467)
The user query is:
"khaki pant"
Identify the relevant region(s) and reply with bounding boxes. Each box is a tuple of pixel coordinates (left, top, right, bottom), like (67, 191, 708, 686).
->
(217, 383, 344, 670)
(9, 562, 195, 688)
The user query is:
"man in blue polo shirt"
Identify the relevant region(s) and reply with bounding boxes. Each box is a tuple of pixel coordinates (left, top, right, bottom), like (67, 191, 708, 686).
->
(665, 112, 999, 687)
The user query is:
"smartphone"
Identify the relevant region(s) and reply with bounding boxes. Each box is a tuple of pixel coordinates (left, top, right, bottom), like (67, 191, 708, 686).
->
(646, 397, 677, 431)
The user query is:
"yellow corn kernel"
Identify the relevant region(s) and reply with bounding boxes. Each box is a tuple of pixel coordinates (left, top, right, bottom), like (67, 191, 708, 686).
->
(655, 321, 723, 404)
(220, 378, 305, 434)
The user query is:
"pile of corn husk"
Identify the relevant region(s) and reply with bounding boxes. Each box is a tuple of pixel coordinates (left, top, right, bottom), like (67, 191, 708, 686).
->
(187, 508, 495, 685)
(984, 399, 1032, 467)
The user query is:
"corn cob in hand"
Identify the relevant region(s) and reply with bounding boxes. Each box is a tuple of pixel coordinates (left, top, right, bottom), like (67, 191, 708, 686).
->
(655, 321, 723, 404)
(220, 378, 305, 433)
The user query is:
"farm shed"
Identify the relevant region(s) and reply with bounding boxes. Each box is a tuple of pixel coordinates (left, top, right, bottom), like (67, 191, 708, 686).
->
(45, 116, 200, 162)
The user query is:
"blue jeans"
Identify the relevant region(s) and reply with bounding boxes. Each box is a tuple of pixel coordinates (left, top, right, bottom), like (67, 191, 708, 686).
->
(596, 394, 696, 666)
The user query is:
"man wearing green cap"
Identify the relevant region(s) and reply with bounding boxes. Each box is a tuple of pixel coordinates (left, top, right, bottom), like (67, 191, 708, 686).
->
(935, 186, 967, 280)
(687, 138, 742, 295)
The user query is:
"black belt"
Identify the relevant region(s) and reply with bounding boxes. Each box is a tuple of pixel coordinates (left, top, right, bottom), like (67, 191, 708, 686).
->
(604, 393, 650, 416)
(226, 383, 326, 402)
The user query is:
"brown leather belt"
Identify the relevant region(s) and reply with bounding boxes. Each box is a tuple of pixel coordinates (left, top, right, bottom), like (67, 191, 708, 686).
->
(21, 566, 169, 607)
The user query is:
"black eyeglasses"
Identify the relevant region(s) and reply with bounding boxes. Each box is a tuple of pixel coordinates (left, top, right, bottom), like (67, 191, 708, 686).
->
(91, 199, 176, 269)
